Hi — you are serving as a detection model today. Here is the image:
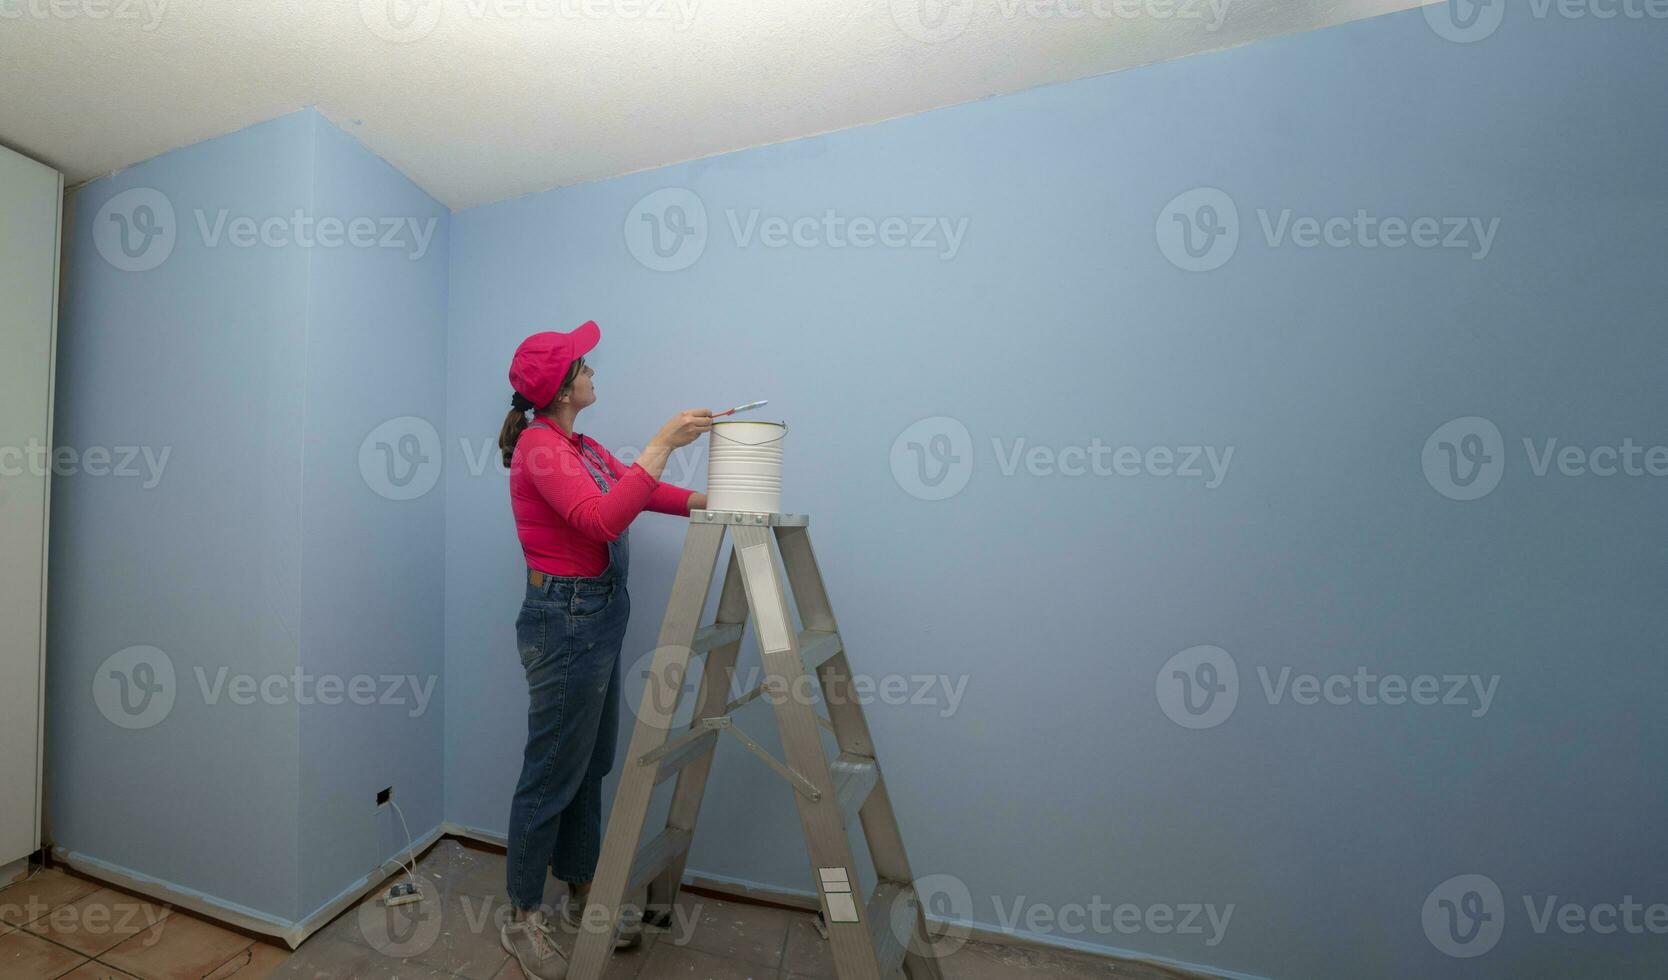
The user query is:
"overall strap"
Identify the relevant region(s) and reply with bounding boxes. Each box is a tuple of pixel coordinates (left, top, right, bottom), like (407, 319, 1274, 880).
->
(528, 419, 615, 494)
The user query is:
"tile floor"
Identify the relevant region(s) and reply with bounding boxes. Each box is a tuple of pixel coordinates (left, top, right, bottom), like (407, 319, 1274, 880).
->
(0, 843, 1200, 980)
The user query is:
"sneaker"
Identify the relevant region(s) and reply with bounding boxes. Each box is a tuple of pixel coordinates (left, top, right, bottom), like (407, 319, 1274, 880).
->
(563, 898, 643, 950)
(501, 910, 568, 980)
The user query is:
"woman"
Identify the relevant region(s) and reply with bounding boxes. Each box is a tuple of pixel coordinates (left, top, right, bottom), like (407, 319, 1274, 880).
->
(496, 320, 710, 979)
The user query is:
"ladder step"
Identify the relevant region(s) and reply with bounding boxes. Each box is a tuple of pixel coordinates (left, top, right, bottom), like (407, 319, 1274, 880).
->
(692, 622, 744, 656)
(653, 729, 719, 785)
(866, 879, 914, 976)
(798, 629, 842, 671)
(828, 753, 878, 828)
(626, 827, 693, 896)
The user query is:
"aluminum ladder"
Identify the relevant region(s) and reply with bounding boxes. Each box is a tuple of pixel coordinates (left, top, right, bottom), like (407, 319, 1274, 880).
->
(568, 509, 946, 980)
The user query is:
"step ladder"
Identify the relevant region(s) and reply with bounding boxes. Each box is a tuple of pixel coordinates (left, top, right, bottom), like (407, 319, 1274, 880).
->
(568, 510, 947, 980)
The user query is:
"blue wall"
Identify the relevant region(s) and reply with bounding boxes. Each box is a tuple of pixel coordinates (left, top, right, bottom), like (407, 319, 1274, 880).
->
(51, 110, 450, 926)
(441, 8, 1668, 979)
(296, 116, 450, 916)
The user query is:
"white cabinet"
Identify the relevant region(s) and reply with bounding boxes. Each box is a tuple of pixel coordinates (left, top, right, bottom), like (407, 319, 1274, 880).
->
(0, 143, 61, 876)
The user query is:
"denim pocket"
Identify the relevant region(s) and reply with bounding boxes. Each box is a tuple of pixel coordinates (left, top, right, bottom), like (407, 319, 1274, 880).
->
(566, 582, 614, 620)
(515, 601, 547, 668)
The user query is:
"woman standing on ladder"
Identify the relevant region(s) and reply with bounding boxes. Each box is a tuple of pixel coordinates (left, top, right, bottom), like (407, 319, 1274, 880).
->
(495, 320, 710, 979)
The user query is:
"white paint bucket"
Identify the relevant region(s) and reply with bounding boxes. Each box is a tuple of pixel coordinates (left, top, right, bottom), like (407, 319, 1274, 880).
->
(707, 420, 787, 514)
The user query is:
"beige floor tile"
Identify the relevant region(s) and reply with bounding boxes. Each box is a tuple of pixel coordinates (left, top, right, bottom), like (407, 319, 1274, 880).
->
(939, 938, 1162, 978)
(23, 888, 173, 958)
(673, 895, 792, 969)
(202, 940, 292, 980)
(268, 937, 456, 979)
(99, 911, 252, 980)
(491, 940, 647, 980)
(637, 942, 780, 980)
(778, 913, 833, 978)
(0, 869, 103, 928)
(61, 963, 143, 979)
(0, 927, 91, 978)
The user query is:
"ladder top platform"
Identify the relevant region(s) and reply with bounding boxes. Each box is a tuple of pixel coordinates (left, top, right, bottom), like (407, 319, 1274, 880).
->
(690, 509, 810, 527)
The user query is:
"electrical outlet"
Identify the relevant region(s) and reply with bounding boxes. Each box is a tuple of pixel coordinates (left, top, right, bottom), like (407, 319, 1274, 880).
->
(377, 786, 393, 808)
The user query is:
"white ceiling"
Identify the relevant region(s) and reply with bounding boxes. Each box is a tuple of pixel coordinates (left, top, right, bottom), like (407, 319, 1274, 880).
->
(1, 0, 1423, 211)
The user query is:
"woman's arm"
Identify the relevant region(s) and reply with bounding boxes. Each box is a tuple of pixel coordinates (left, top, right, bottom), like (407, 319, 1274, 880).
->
(521, 434, 657, 542)
(591, 439, 700, 516)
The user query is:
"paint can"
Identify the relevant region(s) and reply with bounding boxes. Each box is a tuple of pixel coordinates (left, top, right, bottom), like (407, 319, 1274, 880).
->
(707, 420, 787, 514)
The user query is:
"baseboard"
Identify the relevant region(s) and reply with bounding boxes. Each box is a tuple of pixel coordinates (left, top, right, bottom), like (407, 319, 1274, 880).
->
(54, 826, 1265, 980)
(52, 821, 446, 950)
(440, 825, 1257, 980)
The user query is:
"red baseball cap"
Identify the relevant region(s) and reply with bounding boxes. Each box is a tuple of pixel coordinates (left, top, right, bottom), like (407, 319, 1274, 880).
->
(509, 320, 600, 407)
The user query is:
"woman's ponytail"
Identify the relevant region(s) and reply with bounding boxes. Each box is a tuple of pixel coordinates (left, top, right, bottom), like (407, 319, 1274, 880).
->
(499, 392, 537, 467)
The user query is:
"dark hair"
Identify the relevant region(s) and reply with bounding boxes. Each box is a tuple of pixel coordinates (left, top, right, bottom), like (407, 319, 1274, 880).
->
(499, 357, 586, 467)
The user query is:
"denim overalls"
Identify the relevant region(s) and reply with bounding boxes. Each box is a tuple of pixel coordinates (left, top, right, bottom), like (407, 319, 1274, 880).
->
(506, 422, 632, 912)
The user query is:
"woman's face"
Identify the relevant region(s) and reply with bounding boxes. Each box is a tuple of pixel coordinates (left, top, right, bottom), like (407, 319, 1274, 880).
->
(565, 360, 597, 411)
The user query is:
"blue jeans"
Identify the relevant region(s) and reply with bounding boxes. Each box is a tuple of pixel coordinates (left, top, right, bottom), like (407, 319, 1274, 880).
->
(506, 531, 631, 912)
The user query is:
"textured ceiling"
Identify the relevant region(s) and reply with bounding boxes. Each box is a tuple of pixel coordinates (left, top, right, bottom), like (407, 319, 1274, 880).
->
(0, 0, 1424, 210)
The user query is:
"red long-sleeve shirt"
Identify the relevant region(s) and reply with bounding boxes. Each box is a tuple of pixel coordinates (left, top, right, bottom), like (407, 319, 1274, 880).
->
(510, 422, 695, 576)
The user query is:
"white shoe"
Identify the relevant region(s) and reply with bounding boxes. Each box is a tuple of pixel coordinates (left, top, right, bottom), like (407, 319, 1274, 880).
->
(501, 910, 568, 979)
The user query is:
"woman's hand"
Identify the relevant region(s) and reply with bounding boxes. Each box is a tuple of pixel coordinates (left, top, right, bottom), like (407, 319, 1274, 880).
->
(652, 409, 713, 450)
(688, 492, 708, 512)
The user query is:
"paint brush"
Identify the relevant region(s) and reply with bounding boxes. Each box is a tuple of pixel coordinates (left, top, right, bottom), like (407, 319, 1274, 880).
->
(713, 400, 768, 418)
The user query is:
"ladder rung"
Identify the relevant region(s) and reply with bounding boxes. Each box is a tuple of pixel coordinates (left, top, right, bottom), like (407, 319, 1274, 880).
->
(829, 753, 878, 828)
(654, 729, 719, 784)
(798, 629, 842, 671)
(866, 879, 913, 976)
(626, 827, 693, 896)
(692, 622, 744, 655)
